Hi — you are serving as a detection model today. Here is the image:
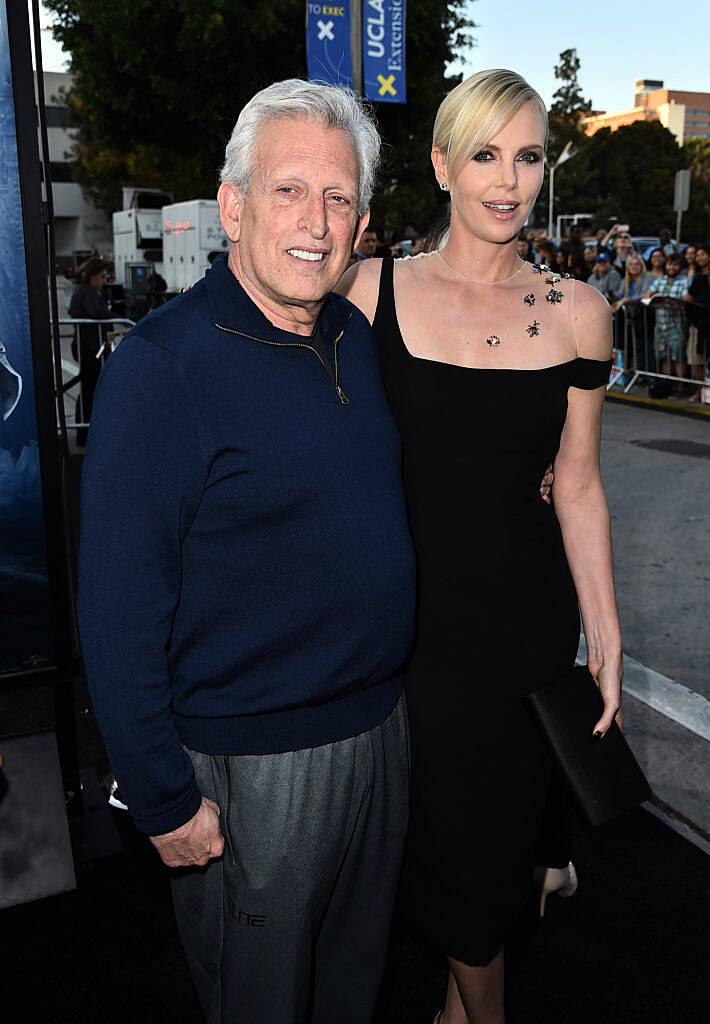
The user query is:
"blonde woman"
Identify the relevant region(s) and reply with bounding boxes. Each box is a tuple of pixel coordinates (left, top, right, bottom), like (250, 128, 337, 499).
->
(338, 70, 622, 1023)
(622, 254, 653, 302)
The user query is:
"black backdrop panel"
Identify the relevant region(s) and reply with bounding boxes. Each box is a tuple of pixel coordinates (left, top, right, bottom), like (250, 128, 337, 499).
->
(0, 0, 72, 678)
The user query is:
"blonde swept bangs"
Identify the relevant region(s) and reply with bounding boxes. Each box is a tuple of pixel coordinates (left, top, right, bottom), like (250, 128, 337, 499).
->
(433, 69, 548, 185)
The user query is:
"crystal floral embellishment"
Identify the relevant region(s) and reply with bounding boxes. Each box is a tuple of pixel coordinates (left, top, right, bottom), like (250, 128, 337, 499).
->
(545, 275, 562, 285)
(546, 288, 564, 304)
(524, 293, 535, 306)
(526, 321, 541, 337)
(532, 263, 549, 274)
(486, 335, 501, 347)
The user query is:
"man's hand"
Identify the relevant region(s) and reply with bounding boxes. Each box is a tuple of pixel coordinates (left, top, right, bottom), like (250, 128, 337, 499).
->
(149, 796, 225, 868)
(539, 462, 554, 504)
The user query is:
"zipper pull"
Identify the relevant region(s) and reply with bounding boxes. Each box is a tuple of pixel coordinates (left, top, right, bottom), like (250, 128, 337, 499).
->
(336, 385, 350, 405)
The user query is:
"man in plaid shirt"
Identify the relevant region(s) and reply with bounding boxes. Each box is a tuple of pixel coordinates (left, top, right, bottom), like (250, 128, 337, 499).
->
(647, 253, 690, 381)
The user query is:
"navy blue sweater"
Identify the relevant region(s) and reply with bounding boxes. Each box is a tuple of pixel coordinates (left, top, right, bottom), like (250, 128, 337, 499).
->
(78, 256, 416, 835)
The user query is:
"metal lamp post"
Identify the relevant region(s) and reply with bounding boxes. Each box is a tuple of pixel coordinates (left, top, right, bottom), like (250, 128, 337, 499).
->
(351, 0, 363, 95)
(547, 140, 577, 240)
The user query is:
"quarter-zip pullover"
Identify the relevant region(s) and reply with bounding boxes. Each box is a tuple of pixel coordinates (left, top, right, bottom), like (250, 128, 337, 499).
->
(78, 255, 416, 835)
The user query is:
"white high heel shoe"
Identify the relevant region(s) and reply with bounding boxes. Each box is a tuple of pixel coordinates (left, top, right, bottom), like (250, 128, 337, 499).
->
(534, 860, 578, 917)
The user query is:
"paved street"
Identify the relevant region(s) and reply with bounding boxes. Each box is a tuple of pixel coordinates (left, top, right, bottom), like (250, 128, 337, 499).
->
(601, 401, 709, 698)
(594, 401, 709, 843)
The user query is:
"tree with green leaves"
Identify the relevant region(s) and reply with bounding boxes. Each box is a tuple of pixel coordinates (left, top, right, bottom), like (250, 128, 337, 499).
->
(536, 48, 592, 229)
(580, 121, 684, 234)
(546, 48, 592, 167)
(45, 0, 474, 237)
(549, 49, 591, 126)
(536, 49, 695, 237)
(539, 120, 686, 236)
(682, 137, 710, 241)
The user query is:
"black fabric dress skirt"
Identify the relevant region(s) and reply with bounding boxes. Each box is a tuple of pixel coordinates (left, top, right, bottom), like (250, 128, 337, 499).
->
(373, 258, 611, 964)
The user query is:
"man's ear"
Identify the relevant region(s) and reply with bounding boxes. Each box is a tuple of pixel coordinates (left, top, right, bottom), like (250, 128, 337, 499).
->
(352, 210, 371, 254)
(217, 181, 242, 243)
(431, 146, 448, 189)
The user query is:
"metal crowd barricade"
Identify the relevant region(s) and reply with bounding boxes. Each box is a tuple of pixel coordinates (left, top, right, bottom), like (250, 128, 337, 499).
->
(608, 300, 706, 395)
(57, 317, 135, 429)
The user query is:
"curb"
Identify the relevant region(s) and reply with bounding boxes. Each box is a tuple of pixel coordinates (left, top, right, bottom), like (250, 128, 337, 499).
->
(605, 390, 710, 422)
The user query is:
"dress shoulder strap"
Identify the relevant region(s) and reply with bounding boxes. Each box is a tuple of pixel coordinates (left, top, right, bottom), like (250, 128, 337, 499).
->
(372, 257, 396, 334)
(571, 358, 613, 389)
(372, 257, 412, 373)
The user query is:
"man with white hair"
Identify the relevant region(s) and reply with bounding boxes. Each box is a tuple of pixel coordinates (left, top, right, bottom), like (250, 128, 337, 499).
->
(78, 80, 415, 1023)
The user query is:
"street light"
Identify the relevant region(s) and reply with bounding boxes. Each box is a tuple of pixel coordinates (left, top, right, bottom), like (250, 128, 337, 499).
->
(547, 140, 578, 240)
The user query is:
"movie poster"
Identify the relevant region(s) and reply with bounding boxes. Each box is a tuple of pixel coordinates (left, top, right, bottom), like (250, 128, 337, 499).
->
(0, 0, 52, 673)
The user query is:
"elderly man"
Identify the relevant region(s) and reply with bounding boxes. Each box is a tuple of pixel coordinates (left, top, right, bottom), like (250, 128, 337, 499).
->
(78, 80, 414, 1023)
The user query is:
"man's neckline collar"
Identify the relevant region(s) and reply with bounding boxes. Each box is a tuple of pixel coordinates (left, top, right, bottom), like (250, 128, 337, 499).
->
(205, 253, 351, 343)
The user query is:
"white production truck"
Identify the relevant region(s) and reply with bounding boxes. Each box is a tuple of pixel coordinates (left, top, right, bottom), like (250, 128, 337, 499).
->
(161, 200, 227, 292)
(112, 207, 164, 287)
(112, 188, 172, 288)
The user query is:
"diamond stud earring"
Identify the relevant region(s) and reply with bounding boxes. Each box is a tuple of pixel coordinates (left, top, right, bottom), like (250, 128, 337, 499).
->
(439, 182, 448, 191)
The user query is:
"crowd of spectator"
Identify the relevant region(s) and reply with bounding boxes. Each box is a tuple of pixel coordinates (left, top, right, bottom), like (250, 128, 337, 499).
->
(514, 224, 710, 401)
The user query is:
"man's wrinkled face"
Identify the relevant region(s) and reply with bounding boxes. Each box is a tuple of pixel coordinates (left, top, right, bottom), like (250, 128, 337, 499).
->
(219, 117, 368, 317)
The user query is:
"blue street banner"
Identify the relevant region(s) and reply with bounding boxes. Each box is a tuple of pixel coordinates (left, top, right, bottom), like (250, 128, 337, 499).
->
(306, 1, 353, 88)
(363, 0, 406, 103)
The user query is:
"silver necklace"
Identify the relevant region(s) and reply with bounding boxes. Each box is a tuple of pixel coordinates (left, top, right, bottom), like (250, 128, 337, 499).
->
(436, 249, 527, 285)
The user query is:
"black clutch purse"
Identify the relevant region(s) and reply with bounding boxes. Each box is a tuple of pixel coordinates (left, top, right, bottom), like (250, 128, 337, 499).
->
(523, 665, 651, 826)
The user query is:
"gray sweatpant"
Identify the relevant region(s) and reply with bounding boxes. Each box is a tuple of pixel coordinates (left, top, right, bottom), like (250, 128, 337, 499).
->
(171, 695, 410, 1024)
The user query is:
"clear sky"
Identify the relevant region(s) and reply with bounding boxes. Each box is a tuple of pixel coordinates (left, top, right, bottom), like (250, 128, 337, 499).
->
(36, 4, 65, 72)
(38, 1, 709, 116)
(450, 0, 709, 113)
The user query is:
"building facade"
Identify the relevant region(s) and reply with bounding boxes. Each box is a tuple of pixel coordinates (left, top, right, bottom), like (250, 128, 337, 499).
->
(581, 79, 710, 147)
(38, 72, 112, 274)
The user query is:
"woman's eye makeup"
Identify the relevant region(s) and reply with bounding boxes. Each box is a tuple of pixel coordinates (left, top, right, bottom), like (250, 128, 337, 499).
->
(472, 149, 541, 164)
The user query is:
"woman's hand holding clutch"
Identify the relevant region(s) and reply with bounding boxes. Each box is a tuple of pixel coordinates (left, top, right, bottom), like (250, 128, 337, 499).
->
(588, 652, 623, 737)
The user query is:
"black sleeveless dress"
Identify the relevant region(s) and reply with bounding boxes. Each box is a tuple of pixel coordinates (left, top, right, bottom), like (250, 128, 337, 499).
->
(373, 259, 611, 965)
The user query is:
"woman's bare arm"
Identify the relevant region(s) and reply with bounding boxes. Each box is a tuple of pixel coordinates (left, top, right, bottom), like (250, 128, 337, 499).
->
(553, 283, 622, 736)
